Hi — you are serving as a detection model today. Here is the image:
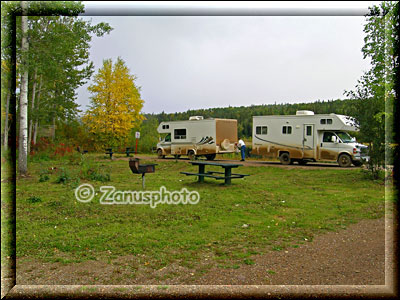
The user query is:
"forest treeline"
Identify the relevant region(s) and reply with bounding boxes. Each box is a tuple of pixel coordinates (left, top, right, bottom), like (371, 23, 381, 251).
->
(144, 99, 358, 138)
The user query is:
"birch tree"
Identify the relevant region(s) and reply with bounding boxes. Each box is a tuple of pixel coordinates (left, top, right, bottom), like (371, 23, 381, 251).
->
(18, 0, 28, 175)
(2, 1, 112, 156)
(1, 61, 12, 150)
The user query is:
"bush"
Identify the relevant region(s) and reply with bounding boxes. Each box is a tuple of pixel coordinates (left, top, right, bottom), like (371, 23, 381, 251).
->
(39, 174, 50, 182)
(79, 157, 111, 182)
(26, 196, 42, 203)
(67, 152, 83, 165)
(55, 168, 71, 184)
(38, 168, 51, 182)
(361, 168, 385, 181)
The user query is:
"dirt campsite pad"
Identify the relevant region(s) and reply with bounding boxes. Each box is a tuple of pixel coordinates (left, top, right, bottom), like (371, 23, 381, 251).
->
(15, 217, 390, 286)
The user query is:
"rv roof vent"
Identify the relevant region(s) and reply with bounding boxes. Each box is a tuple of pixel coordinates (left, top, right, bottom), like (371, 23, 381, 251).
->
(189, 116, 204, 120)
(296, 110, 314, 116)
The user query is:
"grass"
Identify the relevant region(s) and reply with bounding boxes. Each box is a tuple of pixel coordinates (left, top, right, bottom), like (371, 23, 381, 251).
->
(6, 153, 391, 272)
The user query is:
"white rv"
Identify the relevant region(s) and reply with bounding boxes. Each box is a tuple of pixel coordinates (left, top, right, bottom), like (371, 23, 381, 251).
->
(157, 117, 238, 160)
(251, 110, 369, 167)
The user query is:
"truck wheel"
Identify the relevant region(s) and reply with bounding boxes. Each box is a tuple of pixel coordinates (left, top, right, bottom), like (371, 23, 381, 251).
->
(205, 154, 216, 161)
(157, 149, 165, 159)
(188, 150, 196, 161)
(338, 153, 352, 167)
(279, 152, 291, 165)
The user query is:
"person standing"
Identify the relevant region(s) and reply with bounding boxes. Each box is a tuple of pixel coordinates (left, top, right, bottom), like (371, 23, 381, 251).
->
(238, 138, 246, 161)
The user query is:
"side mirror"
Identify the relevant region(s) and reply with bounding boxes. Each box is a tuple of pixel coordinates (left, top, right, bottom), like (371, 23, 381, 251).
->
(159, 137, 161, 141)
(351, 137, 356, 142)
(331, 136, 337, 143)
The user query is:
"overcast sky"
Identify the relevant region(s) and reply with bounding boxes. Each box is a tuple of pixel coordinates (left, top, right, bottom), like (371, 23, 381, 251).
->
(76, 2, 379, 114)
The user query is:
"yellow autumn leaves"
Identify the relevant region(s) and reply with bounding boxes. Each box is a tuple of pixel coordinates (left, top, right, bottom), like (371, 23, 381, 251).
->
(83, 57, 145, 148)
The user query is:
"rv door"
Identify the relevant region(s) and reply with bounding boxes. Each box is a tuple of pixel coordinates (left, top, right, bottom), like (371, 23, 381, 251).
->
(302, 124, 315, 158)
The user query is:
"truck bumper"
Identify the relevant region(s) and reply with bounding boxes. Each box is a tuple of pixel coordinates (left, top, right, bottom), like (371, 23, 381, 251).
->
(353, 155, 370, 163)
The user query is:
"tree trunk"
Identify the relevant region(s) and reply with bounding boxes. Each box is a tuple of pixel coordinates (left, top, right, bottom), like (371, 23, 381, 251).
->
(28, 68, 37, 154)
(18, 1, 29, 175)
(52, 116, 56, 140)
(32, 76, 42, 145)
(33, 121, 39, 145)
(3, 78, 11, 150)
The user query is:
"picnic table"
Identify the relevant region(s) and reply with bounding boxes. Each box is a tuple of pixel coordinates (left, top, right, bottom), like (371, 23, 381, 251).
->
(181, 161, 249, 185)
(105, 147, 135, 159)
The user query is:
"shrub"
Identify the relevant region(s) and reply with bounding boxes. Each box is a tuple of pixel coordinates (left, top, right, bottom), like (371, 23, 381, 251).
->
(67, 152, 83, 165)
(26, 196, 42, 203)
(79, 157, 111, 182)
(55, 168, 71, 184)
(38, 168, 51, 182)
(39, 174, 50, 182)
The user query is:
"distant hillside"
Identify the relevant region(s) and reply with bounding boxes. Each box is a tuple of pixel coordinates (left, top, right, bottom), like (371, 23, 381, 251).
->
(144, 99, 358, 138)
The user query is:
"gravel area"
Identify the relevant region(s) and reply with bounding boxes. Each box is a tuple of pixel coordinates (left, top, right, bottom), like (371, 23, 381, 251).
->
(2, 214, 396, 299)
(14, 217, 388, 286)
(195, 217, 388, 285)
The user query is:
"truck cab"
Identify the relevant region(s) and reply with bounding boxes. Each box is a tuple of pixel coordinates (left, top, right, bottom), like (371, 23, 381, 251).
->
(157, 133, 172, 158)
(319, 131, 368, 167)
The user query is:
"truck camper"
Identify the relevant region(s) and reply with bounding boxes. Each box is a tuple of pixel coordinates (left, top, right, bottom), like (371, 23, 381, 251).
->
(157, 117, 238, 160)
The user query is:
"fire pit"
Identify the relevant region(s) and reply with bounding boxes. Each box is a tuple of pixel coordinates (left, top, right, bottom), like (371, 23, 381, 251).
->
(129, 158, 157, 189)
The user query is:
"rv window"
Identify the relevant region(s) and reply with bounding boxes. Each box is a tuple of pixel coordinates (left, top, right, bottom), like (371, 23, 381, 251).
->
(162, 125, 170, 130)
(282, 126, 292, 134)
(164, 134, 171, 142)
(261, 126, 268, 135)
(257, 126, 268, 135)
(320, 119, 326, 124)
(327, 119, 332, 124)
(306, 126, 312, 136)
(174, 129, 186, 140)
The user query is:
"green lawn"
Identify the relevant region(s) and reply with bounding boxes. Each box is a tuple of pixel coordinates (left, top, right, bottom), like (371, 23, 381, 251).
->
(9, 153, 389, 269)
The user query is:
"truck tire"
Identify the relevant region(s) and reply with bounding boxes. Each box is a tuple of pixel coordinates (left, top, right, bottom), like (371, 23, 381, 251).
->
(279, 152, 291, 165)
(188, 150, 196, 161)
(205, 154, 216, 161)
(157, 149, 165, 159)
(338, 153, 352, 167)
